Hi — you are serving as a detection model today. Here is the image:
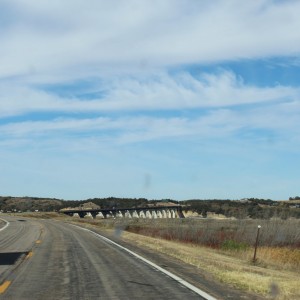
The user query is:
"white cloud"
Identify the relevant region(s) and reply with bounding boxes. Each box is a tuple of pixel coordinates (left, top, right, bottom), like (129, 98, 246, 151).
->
(1, 99, 299, 148)
(0, 71, 298, 118)
(1, 0, 300, 82)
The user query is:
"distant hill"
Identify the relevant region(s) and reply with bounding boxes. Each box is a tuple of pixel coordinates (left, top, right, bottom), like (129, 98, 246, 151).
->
(0, 196, 158, 212)
(182, 198, 300, 219)
(0, 196, 64, 212)
(1, 196, 299, 219)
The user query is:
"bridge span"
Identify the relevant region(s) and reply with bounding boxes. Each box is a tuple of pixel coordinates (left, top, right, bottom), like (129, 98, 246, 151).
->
(61, 205, 185, 219)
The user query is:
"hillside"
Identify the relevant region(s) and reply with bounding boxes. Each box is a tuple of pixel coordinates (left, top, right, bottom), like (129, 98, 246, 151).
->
(0, 196, 299, 219)
(0, 196, 160, 212)
(0, 196, 64, 212)
(182, 198, 300, 219)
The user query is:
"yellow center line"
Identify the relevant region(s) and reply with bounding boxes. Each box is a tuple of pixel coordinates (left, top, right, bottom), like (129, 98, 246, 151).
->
(26, 251, 33, 259)
(0, 281, 11, 294)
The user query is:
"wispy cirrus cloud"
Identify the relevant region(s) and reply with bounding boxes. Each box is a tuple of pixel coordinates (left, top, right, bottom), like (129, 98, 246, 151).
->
(1, 0, 300, 82)
(1, 99, 299, 148)
(0, 71, 298, 118)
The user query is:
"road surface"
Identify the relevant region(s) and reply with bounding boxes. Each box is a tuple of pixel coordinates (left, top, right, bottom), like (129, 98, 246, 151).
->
(0, 216, 213, 300)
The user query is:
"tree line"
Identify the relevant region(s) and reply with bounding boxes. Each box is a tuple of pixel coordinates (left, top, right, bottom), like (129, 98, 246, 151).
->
(182, 199, 300, 219)
(1, 196, 299, 219)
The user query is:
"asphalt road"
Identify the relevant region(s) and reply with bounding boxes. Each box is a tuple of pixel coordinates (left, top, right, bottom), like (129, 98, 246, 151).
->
(0, 216, 210, 300)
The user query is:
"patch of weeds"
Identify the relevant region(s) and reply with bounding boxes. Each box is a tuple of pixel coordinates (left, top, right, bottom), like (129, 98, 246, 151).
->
(221, 240, 249, 251)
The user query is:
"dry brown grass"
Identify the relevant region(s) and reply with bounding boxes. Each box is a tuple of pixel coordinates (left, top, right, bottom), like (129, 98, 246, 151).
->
(120, 231, 300, 300)
(227, 246, 300, 272)
(11, 212, 67, 219)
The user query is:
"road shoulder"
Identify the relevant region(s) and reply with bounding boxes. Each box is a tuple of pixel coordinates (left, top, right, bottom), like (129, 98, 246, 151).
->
(66, 220, 264, 300)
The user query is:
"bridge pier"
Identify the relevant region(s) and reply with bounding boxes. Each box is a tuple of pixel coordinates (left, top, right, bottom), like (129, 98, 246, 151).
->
(152, 211, 157, 219)
(171, 210, 176, 218)
(125, 210, 132, 218)
(132, 210, 139, 218)
(115, 211, 123, 218)
(91, 212, 98, 219)
(78, 212, 87, 218)
(139, 211, 146, 218)
(166, 210, 171, 218)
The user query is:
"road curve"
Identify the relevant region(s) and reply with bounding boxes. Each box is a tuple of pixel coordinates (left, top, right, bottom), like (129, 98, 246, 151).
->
(0, 216, 210, 300)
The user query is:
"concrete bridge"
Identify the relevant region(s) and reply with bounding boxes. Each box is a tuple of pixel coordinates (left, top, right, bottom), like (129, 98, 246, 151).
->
(61, 205, 185, 219)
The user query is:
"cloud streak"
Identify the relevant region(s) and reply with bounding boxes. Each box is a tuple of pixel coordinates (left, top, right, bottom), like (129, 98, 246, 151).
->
(0, 71, 298, 118)
(1, 100, 299, 148)
(1, 0, 300, 82)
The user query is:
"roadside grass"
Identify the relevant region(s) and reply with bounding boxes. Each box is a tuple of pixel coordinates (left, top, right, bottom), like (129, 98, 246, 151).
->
(120, 232, 300, 299)
(229, 246, 300, 272)
(11, 212, 68, 219)
(14, 213, 300, 299)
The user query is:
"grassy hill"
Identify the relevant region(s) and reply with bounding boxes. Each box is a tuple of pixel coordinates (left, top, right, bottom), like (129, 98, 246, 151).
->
(0, 196, 299, 219)
(0, 196, 64, 212)
(0, 196, 159, 212)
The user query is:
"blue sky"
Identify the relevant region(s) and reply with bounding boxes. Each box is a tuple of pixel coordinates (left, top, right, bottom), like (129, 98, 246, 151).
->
(1, 0, 300, 200)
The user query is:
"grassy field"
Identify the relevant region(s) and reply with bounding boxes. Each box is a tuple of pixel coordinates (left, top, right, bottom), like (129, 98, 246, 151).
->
(120, 218, 300, 248)
(14, 213, 300, 299)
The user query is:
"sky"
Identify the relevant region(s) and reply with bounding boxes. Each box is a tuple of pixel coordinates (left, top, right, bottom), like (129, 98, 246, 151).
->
(1, 0, 300, 201)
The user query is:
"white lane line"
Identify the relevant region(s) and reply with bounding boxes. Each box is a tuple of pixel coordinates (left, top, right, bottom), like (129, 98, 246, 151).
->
(0, 218, 9, 232)
(72, 224, 217, 300)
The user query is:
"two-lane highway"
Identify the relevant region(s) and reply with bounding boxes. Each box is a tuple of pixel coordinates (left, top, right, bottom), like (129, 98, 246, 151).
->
(0, 216, 215, 300)
(0, 217, 42, 285)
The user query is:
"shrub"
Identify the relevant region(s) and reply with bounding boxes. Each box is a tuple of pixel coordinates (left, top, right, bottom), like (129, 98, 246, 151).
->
(221, 240, 249, 251)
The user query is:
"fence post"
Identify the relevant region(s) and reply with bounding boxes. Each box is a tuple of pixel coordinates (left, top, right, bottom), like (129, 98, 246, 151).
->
(253, 225, 261, 263)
